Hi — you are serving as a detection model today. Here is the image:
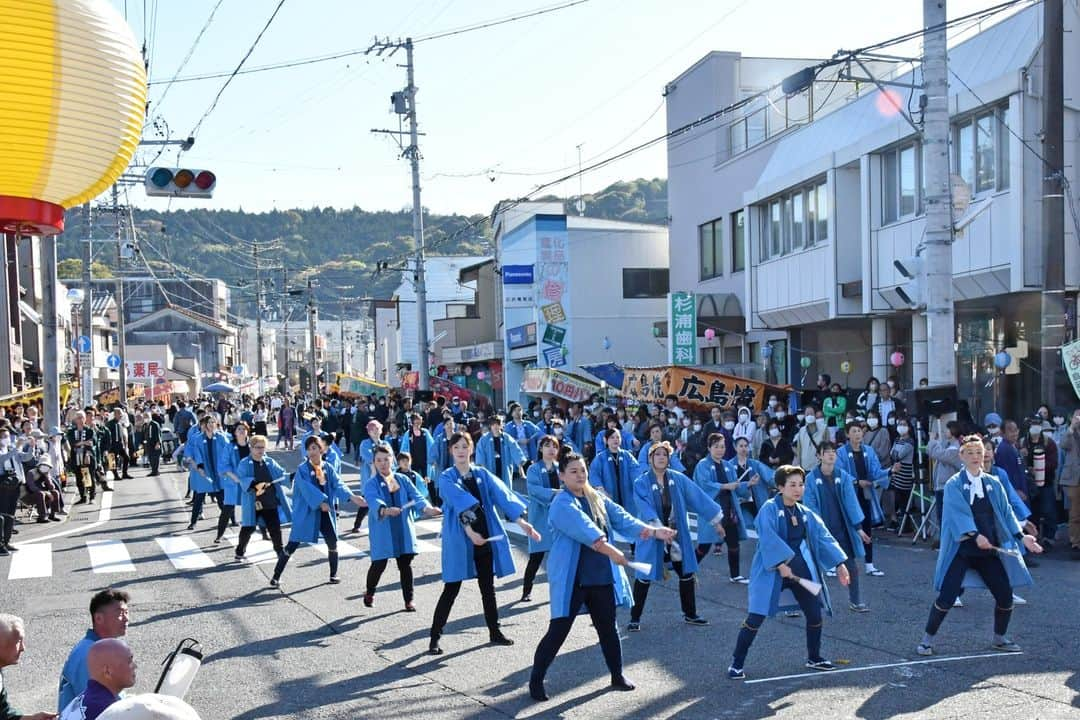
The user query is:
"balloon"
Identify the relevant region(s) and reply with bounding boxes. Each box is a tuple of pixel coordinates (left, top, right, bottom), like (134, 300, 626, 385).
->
(840, 360, 852, 375)
(704, 328, 716, 341)
(428, 366, 437, 377)
(890, 351, 905, 368)
(476, 370, 486, 381)
(800, 356, 812, 369)
(464, 365, 473, 376)
(994, 351, 1012, 369)
(652, 327, 660, 337)
(602, 336, 612, 350)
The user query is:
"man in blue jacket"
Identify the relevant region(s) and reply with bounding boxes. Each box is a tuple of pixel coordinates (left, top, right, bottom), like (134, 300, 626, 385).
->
(58, 589, 130, 710)
(835, 420, 890, 577)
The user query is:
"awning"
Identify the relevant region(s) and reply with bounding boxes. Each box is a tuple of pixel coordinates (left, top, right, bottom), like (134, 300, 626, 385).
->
(521, 368, 600, 403)
(580, 363, 625, 390)
(0, 382, 74, 408)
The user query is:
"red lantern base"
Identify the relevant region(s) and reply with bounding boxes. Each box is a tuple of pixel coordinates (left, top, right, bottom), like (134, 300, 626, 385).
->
(0, 196, 66, 236)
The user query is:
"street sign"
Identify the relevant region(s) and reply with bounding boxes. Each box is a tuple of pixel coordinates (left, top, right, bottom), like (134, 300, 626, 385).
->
(106, 353, 122, 370)
(76, 335, 91, 353)
(78, 352, 92, 367)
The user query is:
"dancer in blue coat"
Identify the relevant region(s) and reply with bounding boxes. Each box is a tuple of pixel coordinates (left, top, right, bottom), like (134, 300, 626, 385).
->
(728, 465, 850, 679)
(271, 435, 366, 587)
(528, 448, 675, 702)
(692, 433, 749, 583)
(505, 402, 541, 461)
(233, 434, 292, 561)
(803, 442, 871, 612)
(628, 442, 724, 631)
(184, 415, 235, 532)
(637, 424, 685, 472)
(521, 435, 561, 601)
(349, 419, 382, 533)
(475, 416, 526, 487)
(400, 412, 438, 488)
(428, 432, 541, 655)
(363, 443, 442, 610)
(589, 428, 640, 512)
(298, 415, 342, 475)
(915, 435, 1043, 656)
(212, 422, 250, 545)
(729, 437, 775, 530)
(835, 421, 891, 576)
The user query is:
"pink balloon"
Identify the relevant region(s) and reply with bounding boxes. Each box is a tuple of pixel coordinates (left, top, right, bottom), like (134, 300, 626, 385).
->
(890, 351, 905, 368)
(704, 328, 716, 341)
(476, 371, 486, 381)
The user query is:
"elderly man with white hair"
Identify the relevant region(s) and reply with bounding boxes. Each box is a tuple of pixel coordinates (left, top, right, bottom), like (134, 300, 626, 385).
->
(0, 613, 57, 720)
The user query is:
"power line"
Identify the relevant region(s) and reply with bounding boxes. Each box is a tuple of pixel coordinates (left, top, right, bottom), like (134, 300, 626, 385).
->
(187, 0, 289, 140)
(412, 0, 592, 43)
(153, 0, 225, 112)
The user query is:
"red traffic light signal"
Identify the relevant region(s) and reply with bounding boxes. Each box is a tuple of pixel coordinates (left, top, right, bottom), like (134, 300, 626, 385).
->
(145, 167, 216, 198)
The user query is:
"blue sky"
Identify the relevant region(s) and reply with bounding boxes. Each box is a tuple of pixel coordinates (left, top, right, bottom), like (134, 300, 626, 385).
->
(111, 0, 1021, 215)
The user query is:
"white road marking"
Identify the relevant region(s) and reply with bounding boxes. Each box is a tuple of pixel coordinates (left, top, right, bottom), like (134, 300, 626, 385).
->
(156, 536, 216, 570)
(86, 539, 136, 574)
(7, 543, 52, 579)
(23, 491, 114, 543)
(743, 652, 1021, 685)
(222, 530, 280, 566)
(312, 538, 366, 559)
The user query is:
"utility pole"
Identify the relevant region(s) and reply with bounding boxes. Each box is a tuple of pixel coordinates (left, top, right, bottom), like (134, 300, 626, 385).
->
(921, 0, 956, 386)
(1041, 0, 1066, 407)
(254, 241, 264, 395)
(339, 315, 346, 376)
(369, 37, 430, 390)
(81, 202, 94, 407)
(307, 277, 317, 397)
(41, 232, 59, 429)
(112, 184, 128, 404)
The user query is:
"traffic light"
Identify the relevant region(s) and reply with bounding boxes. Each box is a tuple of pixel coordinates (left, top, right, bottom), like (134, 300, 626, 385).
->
(893, 257, 925, 309)
(144, 167, 216, 199)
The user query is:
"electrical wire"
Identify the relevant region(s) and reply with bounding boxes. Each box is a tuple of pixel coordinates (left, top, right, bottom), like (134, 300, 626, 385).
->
(153, 0, 225, 112)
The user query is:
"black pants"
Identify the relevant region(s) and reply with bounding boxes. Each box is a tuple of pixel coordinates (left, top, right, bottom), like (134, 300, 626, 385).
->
(426, 478, 441, 508)
(630, 558, 696, 621)
(531, 583, 622, 684)
(190, 489, 225, 526)
(431, 550, 499, 640)
(215, 503, 238, 539)
(113, 449, 130, 479)
(924, 552, 1013, 637)
(273, 511, 339, 580)
(732, 579, 824, 668)
(522, 551, 546, 596)
(0, 484, 17, 547)
(236, 509, 283, 556)
(366, 554, 416, 601)
(28, 481, 60, 519)
(696, 518, 741, 578)
(857, 492, 874, 563)
(147, 448, 161, 475)
(352, 505, 369, 531)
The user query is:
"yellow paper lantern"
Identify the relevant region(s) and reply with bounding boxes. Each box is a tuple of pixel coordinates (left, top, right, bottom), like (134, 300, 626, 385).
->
(0, 0, 147, 235)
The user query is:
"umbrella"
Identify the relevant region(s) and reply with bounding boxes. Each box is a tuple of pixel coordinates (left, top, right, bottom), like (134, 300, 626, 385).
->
(203, 382, 237, 393)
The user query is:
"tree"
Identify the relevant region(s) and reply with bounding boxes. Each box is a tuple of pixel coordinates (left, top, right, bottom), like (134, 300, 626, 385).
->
(57, 259, 112, 279)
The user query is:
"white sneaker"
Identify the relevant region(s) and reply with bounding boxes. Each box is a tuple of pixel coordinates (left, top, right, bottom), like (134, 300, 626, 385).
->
(953, 597, 963, 608)
(825, 569, 837, 577)
(1012, 594, 1027, 606)
(865, 564, 885, 577)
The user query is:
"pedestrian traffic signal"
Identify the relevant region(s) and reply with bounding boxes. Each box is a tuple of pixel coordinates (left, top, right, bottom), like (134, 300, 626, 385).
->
(144, 167, 216, 199)
(893, 257, 925, 309)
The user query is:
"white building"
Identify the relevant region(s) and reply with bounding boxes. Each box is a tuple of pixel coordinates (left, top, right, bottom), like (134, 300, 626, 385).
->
(236, 318, 278, 384)
(492, 202, 669, 403)
(665, 4, 1079, 416)
(394, 255, 489, 370)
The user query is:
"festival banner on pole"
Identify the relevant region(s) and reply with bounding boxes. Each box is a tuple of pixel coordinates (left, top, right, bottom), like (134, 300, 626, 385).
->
(620, 366, 788, 411)
(1062, 339, 1080, 399)
(521, 368, 600, 403)
(668, 291, 697, 366)
(536, 216, 571, 369)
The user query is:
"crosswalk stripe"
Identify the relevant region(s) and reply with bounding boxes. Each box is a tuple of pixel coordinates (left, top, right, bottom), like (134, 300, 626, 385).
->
(222, 531, 280, 566)
(8, 543, 51, 579)
(312, 539, 365, 559)
(86, 539, 136, 573)
(155, 537, 215, 570)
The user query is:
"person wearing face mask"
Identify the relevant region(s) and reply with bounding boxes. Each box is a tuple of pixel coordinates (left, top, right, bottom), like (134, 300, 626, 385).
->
(733, 407, 756, 447)
(1019, 418, 1058, 548)
(875, 384, 904, 427)
(794, 406, 827, 472)
(759, 420, 794, 470)
(862, 411, 893, 469)
(822, 384, 847, 437)
(887, 417, 916, 531)
(857, 378, 880, 416)
(750, 412, 769, 459)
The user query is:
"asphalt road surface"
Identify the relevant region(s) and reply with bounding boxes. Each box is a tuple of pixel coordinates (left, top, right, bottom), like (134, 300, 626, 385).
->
(4, 448, 1079, 719)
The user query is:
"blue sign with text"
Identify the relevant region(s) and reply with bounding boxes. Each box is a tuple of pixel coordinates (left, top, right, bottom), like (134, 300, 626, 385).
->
(502, 265, 534, 285)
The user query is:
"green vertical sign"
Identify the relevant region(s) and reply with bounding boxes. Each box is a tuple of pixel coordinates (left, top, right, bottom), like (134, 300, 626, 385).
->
(668, 291, 697, 366)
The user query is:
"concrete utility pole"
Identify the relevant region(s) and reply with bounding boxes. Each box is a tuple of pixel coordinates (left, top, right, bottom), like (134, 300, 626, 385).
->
(1041, 0, 1066, 407)
(41, 234, 59, 429)
(405, 38, 431, 391)
(339, 315, 346, 376)
(81, 202, 94, 407)
(254, 241, 264, 394)
(921, 0, 956, 386)
(307, 277, 317, 396)
(113, 184, 128, 404)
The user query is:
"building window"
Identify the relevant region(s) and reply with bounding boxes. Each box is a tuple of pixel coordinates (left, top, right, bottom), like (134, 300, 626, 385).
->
(997, 104, 1011, 189)
(698, 219, 722, 280)
(758, 179, 827, 259)
(881, 143, 922, 224)
(732, 210, 745, 272)
(622, 268, 670, 299)
(815, 181, 828, 242)
(791, 192, 804, 250)
(769, 201, 782, 258)
(701, 346, 719, 366)
(954, 105, 1010, 195)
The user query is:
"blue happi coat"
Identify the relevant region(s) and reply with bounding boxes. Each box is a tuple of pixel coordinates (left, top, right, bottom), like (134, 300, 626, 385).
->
(632, 469, 722, 581)
(235, 455, 292, 527)
(288, 459, 353, 544)
(437, 464, 527, 583)
(566, 415, 593, 452)
(933, 470, 1032, 591)
(400, 429, 438, 481)
(747, 496, 847, 616)
(692, 456, 746, 543)
(546, 490, 649, 619)
(504, 419, 541, 459)
(526, 460, 561, 553)
(298, 431, 342, 475)
(834, 443, 890, 525)
(992, 465, 1031, 521)
(363, 471, 430, 561)
(588, 447, 640, 512)
(726, 456, 775, 530)
(802, 466, 866, 560)
(185, 429, 234, 494)
(594, 429, 636, 456)
(434, 429, 458, 473)
(637, 440, 685, 472)
(357, 437, 381, 486)
(475, 432, 526, 487)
